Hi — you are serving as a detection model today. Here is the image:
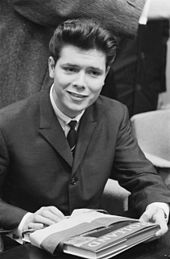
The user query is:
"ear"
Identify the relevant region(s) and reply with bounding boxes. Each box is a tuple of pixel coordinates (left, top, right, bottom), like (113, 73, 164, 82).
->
(48, 56, 55, 78)
(106, 66, 110, 76)
(103, 66, 110, 84)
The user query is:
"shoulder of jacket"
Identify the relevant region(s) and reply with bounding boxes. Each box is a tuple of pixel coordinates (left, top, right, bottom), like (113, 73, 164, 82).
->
(0, 91, 43, 123)
(94, 95, 128, 122)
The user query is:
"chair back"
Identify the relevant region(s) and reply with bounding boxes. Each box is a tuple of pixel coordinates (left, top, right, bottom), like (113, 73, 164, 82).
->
(101, 179, 130, 215)
(131, 110, 170, 167)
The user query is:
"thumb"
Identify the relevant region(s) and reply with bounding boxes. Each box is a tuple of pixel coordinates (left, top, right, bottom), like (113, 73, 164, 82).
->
(139, 208, 153, 223)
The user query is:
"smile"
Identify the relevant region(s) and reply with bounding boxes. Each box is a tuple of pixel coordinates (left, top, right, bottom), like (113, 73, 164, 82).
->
(67, 91, 87, 99)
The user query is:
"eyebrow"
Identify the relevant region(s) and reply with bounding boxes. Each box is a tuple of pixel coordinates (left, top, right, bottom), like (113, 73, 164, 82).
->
(62, 63, 104, 72)
(88, 67, 104, 73)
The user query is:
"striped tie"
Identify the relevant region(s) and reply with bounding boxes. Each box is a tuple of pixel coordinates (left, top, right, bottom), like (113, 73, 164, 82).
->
(67, 120, 77, 153)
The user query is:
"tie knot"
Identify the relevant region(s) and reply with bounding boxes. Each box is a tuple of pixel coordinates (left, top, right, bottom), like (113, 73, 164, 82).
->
(68, 120, 77, 129)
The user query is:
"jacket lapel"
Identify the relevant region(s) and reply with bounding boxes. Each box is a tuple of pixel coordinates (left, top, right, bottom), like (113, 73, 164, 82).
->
(38, 91, 73, 167)
(72, 106, 97, 174)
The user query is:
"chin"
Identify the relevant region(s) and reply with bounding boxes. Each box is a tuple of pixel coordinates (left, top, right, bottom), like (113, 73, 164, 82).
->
(67, 104, 86, 114)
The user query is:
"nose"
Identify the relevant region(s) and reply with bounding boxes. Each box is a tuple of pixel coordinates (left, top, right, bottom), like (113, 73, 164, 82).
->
(73, 71, 86, 90)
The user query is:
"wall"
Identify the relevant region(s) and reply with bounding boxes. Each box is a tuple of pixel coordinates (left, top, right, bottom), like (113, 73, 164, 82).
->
(160, 37, 170, 108)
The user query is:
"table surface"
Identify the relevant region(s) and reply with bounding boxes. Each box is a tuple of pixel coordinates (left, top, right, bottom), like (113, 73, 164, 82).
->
(1, 229, 170, 259)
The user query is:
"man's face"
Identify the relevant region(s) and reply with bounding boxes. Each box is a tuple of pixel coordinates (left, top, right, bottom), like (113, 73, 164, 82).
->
(48, 45, 108, 118)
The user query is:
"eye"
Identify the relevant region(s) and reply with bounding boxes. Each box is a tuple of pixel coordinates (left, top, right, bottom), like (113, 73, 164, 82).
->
(62, 66, 79, 73)
(88, 70, 102, 77)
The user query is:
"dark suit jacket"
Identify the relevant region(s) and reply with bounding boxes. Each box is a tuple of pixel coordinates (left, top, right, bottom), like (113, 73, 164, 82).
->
(0, 0, 145, 108)
(0, 89, 170, 229)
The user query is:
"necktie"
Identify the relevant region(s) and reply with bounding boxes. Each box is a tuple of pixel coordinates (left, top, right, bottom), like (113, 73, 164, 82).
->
(67, 120, 77, 153)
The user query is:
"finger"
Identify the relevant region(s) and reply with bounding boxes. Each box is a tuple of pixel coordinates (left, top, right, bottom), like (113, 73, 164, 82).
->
(26, 222, 45, 231)
(155, 223, 168, 237)
(41, 211, 63, 224)
(22, 222, 45, 235)
(139, 210, 152, 223)
(33, 214, 57, 226)
(37, 206, 65, 220)
(48, 206, 65, 219)
(139, 206, 159, 223)
(140, 208, 168, 237)
(36, 206, 65, 224)
(153, 210, 168, 237)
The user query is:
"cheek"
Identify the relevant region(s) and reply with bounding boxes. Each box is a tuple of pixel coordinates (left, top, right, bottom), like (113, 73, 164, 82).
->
(54, 72, 71, 88)
(88, 78, 105, 94)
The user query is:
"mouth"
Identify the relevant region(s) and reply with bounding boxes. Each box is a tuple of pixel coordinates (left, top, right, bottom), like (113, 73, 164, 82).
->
(67, 91, 88, 100)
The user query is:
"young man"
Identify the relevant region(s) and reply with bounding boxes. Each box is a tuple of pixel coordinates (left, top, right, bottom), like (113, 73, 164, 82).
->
(0, 19, 169, 239)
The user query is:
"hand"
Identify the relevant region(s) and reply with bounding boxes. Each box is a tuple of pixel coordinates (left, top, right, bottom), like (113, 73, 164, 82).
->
(139, 205, 168, 237)
(22, 206, 65, 232)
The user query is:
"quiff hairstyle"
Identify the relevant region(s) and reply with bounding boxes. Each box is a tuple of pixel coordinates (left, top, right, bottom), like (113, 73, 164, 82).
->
(49, 18, 117, 68)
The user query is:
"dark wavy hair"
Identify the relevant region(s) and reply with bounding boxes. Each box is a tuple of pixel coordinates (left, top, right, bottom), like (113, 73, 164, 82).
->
(49, 18, 117, 68)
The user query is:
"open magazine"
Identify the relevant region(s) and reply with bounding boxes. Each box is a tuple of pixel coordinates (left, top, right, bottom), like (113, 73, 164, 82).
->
(24, 209, 159, 259)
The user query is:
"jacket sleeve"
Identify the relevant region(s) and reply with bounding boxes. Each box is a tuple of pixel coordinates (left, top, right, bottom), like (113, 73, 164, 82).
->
(0, 129, 27, 229)
(113, 105, 170, 215)
(10, 0, 146, 36)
